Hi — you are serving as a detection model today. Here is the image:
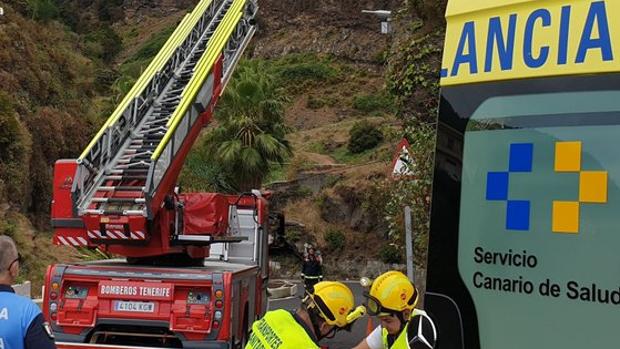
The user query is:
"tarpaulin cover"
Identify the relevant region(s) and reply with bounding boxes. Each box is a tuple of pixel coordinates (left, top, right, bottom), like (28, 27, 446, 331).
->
(181, 193, 229, 236)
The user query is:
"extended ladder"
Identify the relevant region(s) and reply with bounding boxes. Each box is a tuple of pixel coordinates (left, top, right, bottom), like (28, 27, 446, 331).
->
(71, 0, 257, 220)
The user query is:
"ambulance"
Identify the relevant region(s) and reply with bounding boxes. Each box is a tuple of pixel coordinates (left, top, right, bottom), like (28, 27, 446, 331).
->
(425, 0, 620, 347)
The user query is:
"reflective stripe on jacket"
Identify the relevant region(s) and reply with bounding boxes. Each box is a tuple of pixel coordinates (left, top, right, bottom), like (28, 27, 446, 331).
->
(381, 309, 424, 349)
(245, 309, 319, 349)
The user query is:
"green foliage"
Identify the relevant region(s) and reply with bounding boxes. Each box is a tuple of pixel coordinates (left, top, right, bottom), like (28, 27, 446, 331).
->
(306, 95, 325, 109)
(179, 147, 236, 193)
(366, 123, 436, 267)
(352, 94, 394, 114)
(348, 121, 384, 154)
(284, 228, 302, 243)
(200, 61, 292, 191)
(113, 26, 174, 101)
(296, 186, 313, 198)
(325, 175, 341, 188)
(26, 0, 59, 22)
(315, 192, 329, 211)
(0, 219, 18, 238)
(265, 164, 286, 184)
(386, 30, 444, 123)
(274, 56, 337, 83)
(84, 27, 123, 62)
(129, 27, 175, 63)
(0, 92, 32, 206)
(379, 244, 403, 264)
(324, 229, 345, 251)
(377, 10, 445, 270)
(245, 54, 340, 94)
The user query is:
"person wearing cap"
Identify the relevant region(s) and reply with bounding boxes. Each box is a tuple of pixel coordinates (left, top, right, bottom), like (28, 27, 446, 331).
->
(0, 235, 57, 349)
(245, 281, 365, 349)
(354, 271, 421, 349)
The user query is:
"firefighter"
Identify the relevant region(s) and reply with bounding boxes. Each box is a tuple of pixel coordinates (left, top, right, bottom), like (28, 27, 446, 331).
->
(353, 271, 420, 349)
(301, 245, 323, 291)
(246, 281, 365, 349)
(0, 235, 57, 349)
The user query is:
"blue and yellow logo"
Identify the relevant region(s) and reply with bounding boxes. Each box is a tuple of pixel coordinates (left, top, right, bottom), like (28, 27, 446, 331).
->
(486, 141, 608, 233)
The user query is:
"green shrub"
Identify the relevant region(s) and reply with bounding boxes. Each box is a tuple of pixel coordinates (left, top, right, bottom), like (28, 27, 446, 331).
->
(284, 228, 302, 243)
(129, 26, 175, 63)
(85, 27, 123, 62)
(0, 93, 31, 205)
(179, 148, 236, 193)
(0, 220, 17, 239)
(379, 244, 402, 264)
(348, 121, 384, 154)
(276, 62, 337, 83)
(353, 94, 393, 113)
(324, 229, 345, 251)
(306, 95, 325, 109)
(296, 186, 314, 197)
(26, 0, 59, 22)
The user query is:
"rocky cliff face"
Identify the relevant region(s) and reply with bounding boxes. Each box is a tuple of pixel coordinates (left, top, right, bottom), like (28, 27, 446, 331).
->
(254, 0, 401, 62)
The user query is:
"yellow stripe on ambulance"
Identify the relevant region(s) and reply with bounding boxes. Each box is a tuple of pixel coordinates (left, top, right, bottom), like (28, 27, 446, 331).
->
(441, 1, 619, 86)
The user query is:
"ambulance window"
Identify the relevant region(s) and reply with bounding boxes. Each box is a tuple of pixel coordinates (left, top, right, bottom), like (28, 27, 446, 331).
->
(457, 90, 620, 348)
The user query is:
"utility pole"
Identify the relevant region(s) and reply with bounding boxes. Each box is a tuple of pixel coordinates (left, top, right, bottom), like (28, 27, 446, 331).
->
(404, 206, 415, 282)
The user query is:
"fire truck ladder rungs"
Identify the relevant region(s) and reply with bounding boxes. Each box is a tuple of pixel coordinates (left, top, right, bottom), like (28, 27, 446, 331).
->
(74, 0, 257, 219)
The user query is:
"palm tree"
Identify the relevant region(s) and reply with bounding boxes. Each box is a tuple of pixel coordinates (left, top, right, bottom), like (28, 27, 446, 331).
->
(203, 61, 292, 192)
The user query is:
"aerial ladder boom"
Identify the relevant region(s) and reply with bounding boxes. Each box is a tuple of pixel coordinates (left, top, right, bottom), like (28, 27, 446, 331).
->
(51, 0, 260, 258)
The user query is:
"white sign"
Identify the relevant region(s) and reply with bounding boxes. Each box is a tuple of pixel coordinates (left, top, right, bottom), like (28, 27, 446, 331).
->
(114, 301, 155, 313)
(381, 21, 392, 34)
(392, 138, 414, 177)
(0, 7, 4, 16)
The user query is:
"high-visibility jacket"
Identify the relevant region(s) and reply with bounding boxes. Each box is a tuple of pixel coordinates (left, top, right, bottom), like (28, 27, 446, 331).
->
(245, 309, 319, 349)
(381, 309, 424, 349)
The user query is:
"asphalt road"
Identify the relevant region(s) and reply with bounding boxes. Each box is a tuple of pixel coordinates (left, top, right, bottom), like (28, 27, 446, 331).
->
(266, 281, 373, 349)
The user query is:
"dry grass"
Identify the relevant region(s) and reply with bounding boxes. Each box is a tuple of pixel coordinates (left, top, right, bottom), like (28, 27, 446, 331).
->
(282, 197, 384, 261)
(2, 210, 79, 296)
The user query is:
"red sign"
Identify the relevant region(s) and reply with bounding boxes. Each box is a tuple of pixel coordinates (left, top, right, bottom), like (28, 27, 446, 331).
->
(391, 138, 415, 178)
(98, 281, 174, 301)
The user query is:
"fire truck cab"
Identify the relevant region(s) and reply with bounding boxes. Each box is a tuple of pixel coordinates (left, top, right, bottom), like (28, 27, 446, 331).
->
(44, 193, 269, 348)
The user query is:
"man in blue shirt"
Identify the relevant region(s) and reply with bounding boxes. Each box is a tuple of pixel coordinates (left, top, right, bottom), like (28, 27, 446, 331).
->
(0, 235, 56, 349)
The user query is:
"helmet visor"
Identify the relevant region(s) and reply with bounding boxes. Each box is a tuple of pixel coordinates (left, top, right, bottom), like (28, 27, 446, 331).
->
(363, 289, 418, 316)
(309, 293, 337, 323)
(364, 292, 395, 316)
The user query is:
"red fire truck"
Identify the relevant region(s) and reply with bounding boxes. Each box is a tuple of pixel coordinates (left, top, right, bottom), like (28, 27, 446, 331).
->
(42, 0, 270, 348)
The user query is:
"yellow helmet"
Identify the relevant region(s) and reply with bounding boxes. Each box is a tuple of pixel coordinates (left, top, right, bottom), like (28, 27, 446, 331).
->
(304, 281, 365, 327)
(366, 271, 418, 316)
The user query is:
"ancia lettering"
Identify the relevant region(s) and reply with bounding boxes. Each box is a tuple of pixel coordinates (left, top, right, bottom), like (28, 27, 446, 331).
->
(447, 1, 613, 77)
